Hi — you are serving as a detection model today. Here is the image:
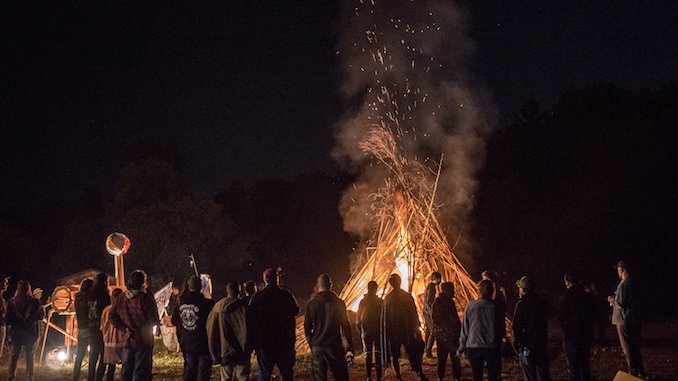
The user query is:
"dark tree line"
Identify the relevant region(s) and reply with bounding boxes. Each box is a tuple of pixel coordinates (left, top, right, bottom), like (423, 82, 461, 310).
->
(1, 82, 676, 316)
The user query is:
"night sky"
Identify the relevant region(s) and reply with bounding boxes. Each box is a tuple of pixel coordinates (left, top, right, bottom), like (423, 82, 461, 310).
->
(2, 1, 676, 209)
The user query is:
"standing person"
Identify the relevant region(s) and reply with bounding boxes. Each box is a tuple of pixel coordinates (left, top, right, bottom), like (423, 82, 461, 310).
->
(73, 278, 95, 381)
(6, 279, 43, 381)
(481, 271, 507, 344)
(109, 270, 160, 381)
(557, 273, 594, 381)
(357, 281, 383, 381)
(172, 276, 215, 381)
(304, 274, 353, 381)
(432, 282, 461, 381)
(458, 280, 501, 381)
(383, 274, 428, 381)
(513, 276, 551, 381)
(248, 268, 299, 381)
(423, 272, 441, 358)
(207, 282, 250, 381)
(243, 281, 257, 305)
(0, 274, 10, 361)
(101, 288, 125, 381)
(88, 273, 111, 381)
(607, 261, 644, 378)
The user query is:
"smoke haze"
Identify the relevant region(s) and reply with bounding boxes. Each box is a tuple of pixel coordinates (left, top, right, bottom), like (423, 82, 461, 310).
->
(333, 0, 494, 262)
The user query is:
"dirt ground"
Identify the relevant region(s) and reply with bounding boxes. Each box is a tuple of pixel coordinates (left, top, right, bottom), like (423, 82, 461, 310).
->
(1, 321, 676, 380)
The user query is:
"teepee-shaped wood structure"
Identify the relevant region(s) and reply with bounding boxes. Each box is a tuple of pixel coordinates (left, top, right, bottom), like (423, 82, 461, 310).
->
(339, 125, 479, 317)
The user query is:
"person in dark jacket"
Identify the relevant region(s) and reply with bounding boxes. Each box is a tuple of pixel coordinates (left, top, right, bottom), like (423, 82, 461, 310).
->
(207, 282, 250, 381)
(383, 273, 428, 381)
(557, 273, 594, 381)
(357, 281, 383, 381)
(513, 276, 551, 381)
(110, 270, 161, 381)
(73, 278, 95, 381)
(172, 276, 215, 381)
(458, 280, 501, 381)
(432, 282, 461, 381)
(304, 274, 353, 381)
(423, 272, 441, 358)
(607, 260, 644, 378)
(248, 268, 299, 381)
(87, 272, 111, 381)
(6, 279, 43, 381)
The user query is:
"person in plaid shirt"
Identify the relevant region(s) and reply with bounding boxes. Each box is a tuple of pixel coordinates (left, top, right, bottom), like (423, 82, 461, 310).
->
(110, 270, 160, 381)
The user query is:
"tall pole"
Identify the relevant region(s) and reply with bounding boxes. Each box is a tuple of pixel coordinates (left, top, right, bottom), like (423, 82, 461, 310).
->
(115, 254, 125, 288)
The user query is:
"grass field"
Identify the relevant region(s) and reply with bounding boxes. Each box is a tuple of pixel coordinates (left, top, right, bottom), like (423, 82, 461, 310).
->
(1, 321, 676, 380)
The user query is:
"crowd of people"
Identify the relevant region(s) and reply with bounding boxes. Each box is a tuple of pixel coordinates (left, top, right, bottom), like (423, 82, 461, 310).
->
(0, 259, 644, 381)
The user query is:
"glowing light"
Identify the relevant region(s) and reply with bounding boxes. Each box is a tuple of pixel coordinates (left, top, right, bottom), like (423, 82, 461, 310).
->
(152, 325, 158, 335)
(57, 350, 67, 362)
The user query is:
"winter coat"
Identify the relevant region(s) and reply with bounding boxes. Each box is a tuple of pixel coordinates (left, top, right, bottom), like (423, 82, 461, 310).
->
(557, 284, 594, 344)
(247, 284, 299, 351)
(357, 293, 382, 335)
(100, 305, 125, 364)
(7, 297, 43, 345)
(171, 291, 215, 355)
(109, 289, 160, 351)
(304, 291, 353, 351)
(432, 293, 461, 344)
(513, 292, 549, 352)
(612, 276, 642, 326)
(383, 288, 420, 342)
(207, 296, 249, 364)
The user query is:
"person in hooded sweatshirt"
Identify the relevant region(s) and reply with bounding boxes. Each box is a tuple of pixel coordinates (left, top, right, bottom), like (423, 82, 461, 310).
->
(172, 276, 215, 381)
(73, 278, 94, 381)
(357, 280, 383, 381)
(304, 273, 353, 381)
(207, 282, 250, 381)
(110, 270, 160, 381)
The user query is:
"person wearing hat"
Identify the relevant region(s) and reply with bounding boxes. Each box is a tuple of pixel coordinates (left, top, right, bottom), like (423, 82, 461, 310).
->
(512, 276, 550, 381)
(0, 274, 10, 361)
(247, 268, 299, 381)
(607, 261, 645, 378)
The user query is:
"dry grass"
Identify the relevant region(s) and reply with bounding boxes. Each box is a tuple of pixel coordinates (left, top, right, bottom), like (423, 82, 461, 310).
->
(1, 322, 676, 380)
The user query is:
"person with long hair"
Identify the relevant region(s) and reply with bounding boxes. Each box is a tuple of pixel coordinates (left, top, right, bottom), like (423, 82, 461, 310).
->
(88, 273, 111, 381)
(6, 279, 43, 381)
(101, 288, 124, 381)
(73, 278, 94, 381)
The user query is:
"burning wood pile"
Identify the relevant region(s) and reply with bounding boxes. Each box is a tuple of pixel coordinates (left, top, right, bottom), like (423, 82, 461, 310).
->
(339, 124, 479, 317)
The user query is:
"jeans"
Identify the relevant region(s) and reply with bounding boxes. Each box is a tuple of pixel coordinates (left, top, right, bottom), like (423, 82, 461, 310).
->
(616, 323, 644, 376)
(466, 347, 501, 381)
(73, 334, 92, 381)
(182, 352, 212, 381)
(219, 360, 250, 381)
(436, 339, 460, 380)
(563, 341, 590, 381)
(120, 348, 153, 381)
(362, 332, 382, 380)
(8, 343, 36, 381)
(89, 332, 107, 381)
(518, 347, 551, 381)
(256, 347, 295, 381)
(311, 346, 349, 381)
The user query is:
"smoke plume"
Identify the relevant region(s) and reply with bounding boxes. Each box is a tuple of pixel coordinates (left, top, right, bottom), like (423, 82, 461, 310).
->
(333, 0, 494, 263)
